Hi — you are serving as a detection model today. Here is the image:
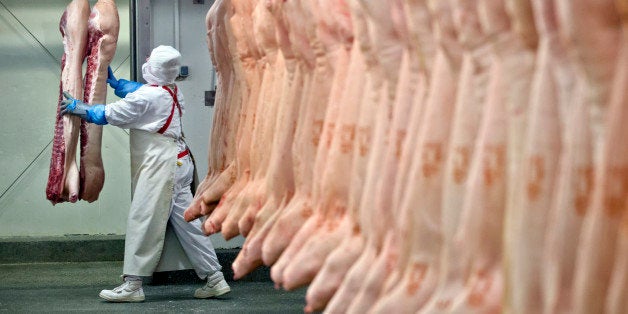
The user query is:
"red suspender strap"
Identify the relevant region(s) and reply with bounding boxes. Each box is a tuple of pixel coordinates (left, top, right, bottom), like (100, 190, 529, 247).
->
(156, 85, 181, 134)
(177, 149, 190, 159)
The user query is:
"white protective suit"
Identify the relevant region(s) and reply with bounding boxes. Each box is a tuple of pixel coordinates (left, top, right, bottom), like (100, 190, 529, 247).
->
(104, 45, 221, 279)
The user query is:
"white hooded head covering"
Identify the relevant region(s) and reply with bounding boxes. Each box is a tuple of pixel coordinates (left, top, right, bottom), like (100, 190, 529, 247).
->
(142, 45, 181, 85)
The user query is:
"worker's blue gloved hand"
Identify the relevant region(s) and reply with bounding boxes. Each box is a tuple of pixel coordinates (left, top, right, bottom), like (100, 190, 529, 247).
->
(107, 66, 143, 98)
(59, 91, 108, 125)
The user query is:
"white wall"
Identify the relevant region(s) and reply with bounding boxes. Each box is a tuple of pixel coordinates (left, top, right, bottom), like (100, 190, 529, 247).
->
(0, 0, 242, 249)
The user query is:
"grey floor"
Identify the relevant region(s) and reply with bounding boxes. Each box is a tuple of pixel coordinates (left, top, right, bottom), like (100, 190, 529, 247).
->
(0, 261, 308, 313)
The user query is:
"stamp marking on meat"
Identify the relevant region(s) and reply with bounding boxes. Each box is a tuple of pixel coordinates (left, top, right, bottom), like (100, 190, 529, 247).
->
(526, 155, 545, 201)
(574, 166, 594, 216)
(421, 142, 443, 178)
(452, 146, 471, 184)
(406, 262, 428, 295)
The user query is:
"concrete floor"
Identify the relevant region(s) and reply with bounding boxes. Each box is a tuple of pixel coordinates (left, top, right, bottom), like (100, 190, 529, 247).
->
(0, 261, 308, 313)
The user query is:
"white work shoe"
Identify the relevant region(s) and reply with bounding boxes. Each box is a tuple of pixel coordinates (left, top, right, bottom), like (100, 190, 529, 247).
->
(99, 280, 145, 302)
(194, 271, 231, 299)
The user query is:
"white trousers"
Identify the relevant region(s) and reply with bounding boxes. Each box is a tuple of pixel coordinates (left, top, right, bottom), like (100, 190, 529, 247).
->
(169, 154, 222, 279)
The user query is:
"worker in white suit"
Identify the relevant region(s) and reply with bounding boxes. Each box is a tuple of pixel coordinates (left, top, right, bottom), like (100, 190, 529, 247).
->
(60, 45, 230, 303)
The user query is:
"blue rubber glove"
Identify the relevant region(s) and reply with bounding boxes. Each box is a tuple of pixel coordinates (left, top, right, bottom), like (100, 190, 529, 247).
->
(107, 66, 143, 98)
(59, 91, 108, 125)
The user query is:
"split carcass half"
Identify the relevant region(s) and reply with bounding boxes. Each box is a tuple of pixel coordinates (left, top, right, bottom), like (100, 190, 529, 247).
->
(46, 0, 90, 204)
(46, 0, 118, 204)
